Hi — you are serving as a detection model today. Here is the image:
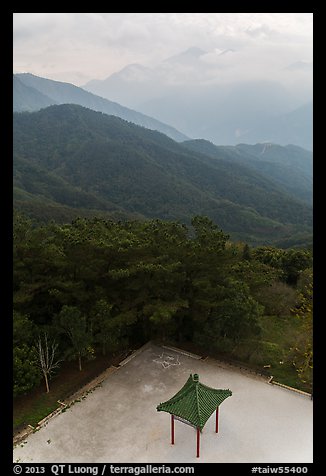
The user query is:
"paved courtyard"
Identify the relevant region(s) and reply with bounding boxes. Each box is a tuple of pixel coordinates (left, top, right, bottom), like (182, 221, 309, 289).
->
(13, 342, 313, 463)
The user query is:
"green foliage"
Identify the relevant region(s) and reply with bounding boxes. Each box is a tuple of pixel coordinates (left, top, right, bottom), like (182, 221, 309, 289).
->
(191, 216, 229, 252)
(90, 299, 120, 354)
(183, 140, 312, 206)
(195, 279, 263, 352)
(13, 311, 37, 345)
(289, 269, 313, 386)
(54, 305, 93, 371)
(281, 249, 312, 285)
(255, 282, 298, 317)
(14, 72, 188, 142)
(13, 212, 313, 394)
(252, 246, 312, 285)
(13, 104, 312, 246)
(14, 345, 41, 397)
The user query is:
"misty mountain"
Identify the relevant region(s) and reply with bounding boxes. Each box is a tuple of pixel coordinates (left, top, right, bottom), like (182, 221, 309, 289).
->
(83, 47, 210, 106)
(137, 82, 312, 151)
(241, 103, 313, 152)
(182, 140, 312, 205)
(83, 47, 312, 150)
(14, 104, 312, 246)
(163, 46, 208, 64)
(13, 75, 57, 112)
(13, 73, 189, 142)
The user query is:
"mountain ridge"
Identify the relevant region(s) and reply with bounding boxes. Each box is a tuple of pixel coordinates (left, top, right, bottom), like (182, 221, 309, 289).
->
(82, 47, 312, 150)
(13, 104, 312, 246)
(182, 139, 312, 205)
(13, 73, 189, 143)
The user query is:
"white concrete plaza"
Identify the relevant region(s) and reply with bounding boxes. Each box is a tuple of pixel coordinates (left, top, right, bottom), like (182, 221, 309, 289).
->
(13, 342, 313, 463)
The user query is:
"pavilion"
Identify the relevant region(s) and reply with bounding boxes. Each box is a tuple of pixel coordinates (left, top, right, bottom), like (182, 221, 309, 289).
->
(157, 373, 232, 457)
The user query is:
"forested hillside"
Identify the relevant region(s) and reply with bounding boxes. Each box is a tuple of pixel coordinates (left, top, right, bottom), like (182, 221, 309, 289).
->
(13, 73, 189, 142)
(13, 15, 313, 446)
(13, 75, 56, 112)
(13, 213, 313, 400)
(14, 104, 312, 246)
(182, 140, 312, 205)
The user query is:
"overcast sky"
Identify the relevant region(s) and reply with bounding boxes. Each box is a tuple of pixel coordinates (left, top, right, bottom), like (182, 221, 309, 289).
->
(13, 13, 313, 88)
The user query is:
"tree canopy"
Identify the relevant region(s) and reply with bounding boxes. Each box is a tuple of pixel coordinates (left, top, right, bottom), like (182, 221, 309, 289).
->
(13, 212, 313, 395)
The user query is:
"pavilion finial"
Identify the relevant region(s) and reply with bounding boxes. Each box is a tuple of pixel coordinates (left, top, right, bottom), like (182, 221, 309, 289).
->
(193, 373, 199, 382)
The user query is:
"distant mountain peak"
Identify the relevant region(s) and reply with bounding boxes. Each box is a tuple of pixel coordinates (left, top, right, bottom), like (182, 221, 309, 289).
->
(110, 63, 153, 82)
(13, 73, 190, 142)
(164, 46, 207, 63)
(120, 63, 149, 72)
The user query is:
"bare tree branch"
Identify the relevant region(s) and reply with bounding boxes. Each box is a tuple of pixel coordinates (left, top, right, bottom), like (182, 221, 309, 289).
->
(36, 332, 62, 393)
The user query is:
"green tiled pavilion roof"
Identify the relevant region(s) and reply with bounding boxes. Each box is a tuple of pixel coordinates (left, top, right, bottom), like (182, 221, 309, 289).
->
(156, 373, 232, 431)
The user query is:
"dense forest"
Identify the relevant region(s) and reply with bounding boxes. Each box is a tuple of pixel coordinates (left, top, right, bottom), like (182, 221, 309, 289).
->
(13, 211, 313, 397)
(14, 104, 312, 247)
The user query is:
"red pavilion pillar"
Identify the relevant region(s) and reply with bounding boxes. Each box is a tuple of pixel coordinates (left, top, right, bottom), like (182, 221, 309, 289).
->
(196, 427, 200, 458)
(171, 414, 175, 445)
(216, 406, 219, 433)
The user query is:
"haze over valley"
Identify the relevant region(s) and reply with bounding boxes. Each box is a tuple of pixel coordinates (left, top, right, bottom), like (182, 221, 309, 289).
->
(84, 46, 312, 150)
(12, 15, 313, 448)
(13, 13, 313, 245)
